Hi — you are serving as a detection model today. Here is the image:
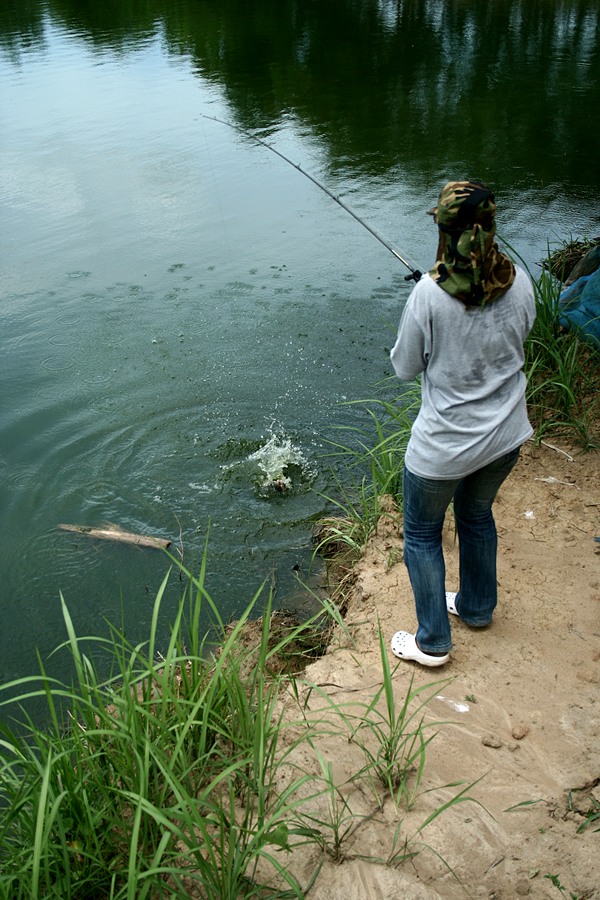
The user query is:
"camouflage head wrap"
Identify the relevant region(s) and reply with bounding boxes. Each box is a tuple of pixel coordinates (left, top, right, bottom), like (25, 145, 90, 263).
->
(428, 180, 515, 307)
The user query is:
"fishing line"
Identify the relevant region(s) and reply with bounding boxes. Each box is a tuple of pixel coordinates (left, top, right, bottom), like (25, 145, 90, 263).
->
(200, 113, 423, 282)
(199, 117, 234, 258)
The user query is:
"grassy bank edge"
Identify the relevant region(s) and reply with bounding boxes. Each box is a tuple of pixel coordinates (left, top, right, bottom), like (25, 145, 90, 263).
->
(0, 555, 480, 898)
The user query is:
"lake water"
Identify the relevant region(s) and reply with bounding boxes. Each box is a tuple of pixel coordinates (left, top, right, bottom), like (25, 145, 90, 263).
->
(1, 0, 599, 686)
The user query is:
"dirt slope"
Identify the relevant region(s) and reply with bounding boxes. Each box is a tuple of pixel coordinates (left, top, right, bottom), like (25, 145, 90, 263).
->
(279, 440, 599, 899)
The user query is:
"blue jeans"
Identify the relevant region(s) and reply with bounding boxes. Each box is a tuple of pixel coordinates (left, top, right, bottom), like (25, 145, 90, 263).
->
(401, 448, 521, 654)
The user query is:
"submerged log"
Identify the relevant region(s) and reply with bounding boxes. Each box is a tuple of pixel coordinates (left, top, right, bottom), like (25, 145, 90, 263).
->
(58, 523, 171, 550)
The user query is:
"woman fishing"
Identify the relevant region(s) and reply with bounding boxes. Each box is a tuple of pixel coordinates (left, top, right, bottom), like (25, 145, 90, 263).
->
(389, 180, 536, 667)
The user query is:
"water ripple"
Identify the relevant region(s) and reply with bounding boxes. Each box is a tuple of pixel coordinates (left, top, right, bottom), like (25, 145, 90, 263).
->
(41, 355, 76, 371)
(55, 314, 81, 326)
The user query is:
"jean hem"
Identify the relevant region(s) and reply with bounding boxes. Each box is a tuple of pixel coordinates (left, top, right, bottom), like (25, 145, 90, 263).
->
(416, 633, 452, 655)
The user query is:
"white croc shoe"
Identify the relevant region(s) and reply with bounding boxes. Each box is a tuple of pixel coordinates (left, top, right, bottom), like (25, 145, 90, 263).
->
(446, 592, 459, 616)
(390, 631, 449, 668)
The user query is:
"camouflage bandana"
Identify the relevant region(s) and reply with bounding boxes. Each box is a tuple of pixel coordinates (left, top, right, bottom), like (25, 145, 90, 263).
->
(428, 181, 515, 307)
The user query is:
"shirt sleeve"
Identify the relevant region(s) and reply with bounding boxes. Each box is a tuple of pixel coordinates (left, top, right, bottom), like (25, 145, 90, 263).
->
(390, 291, 428, 381)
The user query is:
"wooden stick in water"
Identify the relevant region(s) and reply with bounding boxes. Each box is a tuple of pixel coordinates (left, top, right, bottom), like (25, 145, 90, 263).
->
(58, 523, 171, 550)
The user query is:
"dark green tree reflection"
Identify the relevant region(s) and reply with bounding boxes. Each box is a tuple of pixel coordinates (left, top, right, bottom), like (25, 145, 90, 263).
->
(2, 0, 598, 188)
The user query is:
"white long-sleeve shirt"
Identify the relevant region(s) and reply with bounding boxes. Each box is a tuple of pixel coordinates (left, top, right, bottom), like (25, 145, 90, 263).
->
(390, 266, 536, 479)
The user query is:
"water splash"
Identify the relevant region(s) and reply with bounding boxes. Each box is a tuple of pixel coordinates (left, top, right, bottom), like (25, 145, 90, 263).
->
(221, 432, 315, 497)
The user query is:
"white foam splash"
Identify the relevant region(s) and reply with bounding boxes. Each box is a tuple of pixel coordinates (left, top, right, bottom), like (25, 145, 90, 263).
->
(222, 432, 315, 495)
(247, 434, 313, 492)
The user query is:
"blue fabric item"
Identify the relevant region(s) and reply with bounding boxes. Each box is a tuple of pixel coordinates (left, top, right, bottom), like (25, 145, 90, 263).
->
(558, 268, 600, 349)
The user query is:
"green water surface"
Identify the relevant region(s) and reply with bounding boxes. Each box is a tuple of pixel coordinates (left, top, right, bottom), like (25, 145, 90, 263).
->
(1, 0, 598, 685)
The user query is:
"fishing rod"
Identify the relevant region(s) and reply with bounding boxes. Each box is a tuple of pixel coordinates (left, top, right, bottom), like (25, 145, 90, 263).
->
(200, 114, 423, 282)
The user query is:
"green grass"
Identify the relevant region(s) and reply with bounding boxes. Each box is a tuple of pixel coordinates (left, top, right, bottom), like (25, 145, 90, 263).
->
(0, 566, 318, 899)
(499, 239, 600, 448)
(323, 382, 421, 502)
(312, 381, 419, 568)
(524, 264, 599, 448)
(576, 798, 600, 834)
(0, 549, 481, 897)
(545, 872, 581, 899)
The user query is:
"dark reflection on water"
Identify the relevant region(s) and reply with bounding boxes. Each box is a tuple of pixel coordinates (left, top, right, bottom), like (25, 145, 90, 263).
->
(3, 0, 599, 186)
(0, 0, 598, 688)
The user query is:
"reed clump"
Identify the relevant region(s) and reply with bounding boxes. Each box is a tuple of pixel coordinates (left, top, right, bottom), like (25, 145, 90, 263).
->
(524, 255, 599, 449)
(542, 235, 600, 281)
(0, 552, 479, 899)
(313, 382, 419, 566)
